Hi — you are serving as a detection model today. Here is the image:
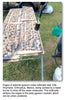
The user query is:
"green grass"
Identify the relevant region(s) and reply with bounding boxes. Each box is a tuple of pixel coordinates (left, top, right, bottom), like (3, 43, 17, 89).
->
(3, 2, 62, 81)
(3, 11, 8, 21)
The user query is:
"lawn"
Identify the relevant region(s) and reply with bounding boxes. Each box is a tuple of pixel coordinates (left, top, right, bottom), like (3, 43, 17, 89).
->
(3, 2, 62, 81)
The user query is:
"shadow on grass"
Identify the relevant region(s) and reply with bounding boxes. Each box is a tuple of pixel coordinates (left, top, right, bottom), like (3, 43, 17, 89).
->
(3, 58, 41, 81)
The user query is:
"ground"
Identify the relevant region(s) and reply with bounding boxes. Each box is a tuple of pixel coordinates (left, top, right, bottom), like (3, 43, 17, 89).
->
(3, 2, 62, 81)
